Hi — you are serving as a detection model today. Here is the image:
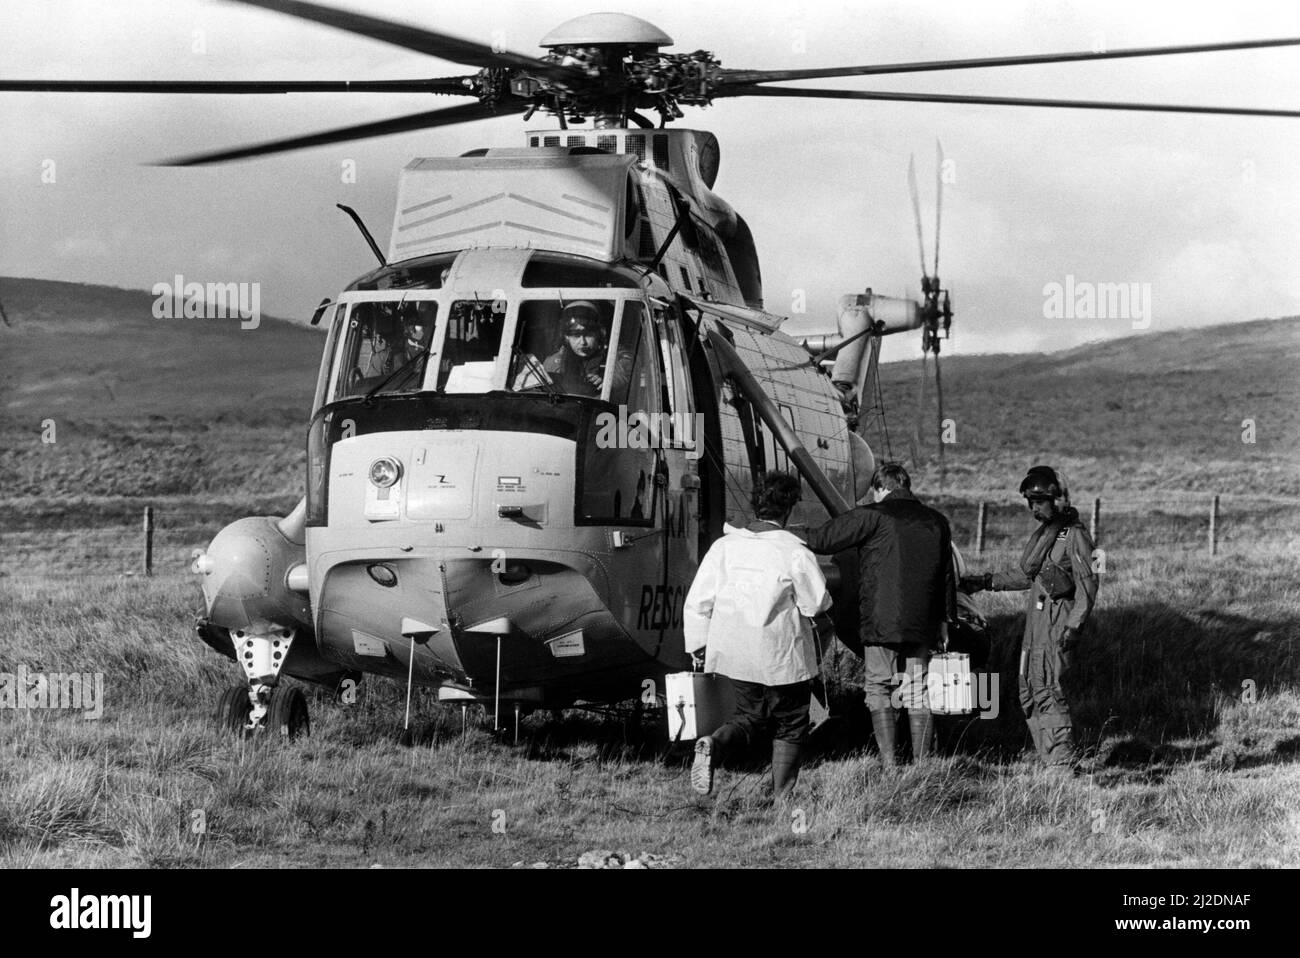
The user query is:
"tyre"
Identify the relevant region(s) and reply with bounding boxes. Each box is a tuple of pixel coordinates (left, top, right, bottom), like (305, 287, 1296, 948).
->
(266, 685, 310, 740)
(216, 684, 252, 736)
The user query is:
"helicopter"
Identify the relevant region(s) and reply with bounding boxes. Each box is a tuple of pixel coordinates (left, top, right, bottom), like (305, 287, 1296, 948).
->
(7, 1, 1298, 738)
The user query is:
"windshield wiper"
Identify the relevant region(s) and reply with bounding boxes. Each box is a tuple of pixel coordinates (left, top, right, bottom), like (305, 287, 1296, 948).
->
(363, 343, 433, 403)
(509, 344, 563, 401)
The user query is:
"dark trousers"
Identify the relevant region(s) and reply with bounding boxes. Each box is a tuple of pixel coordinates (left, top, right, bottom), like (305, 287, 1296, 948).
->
(712, 679, 812, 755)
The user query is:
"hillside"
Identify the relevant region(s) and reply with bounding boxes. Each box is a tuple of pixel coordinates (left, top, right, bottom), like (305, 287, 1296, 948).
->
(1, 277, 1297, 499)
(864, 316, 1300, 497)
(0, 277, 323, 421)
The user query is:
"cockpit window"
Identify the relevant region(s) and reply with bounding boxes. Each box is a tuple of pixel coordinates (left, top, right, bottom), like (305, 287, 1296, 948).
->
(436, 299, 508, 393)
(331, 300, 438, 400)
(520, 258, 638, 288)
(509, 299, 631, 399)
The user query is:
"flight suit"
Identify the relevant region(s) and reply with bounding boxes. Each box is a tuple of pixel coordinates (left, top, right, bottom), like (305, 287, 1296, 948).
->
(990, 520, 1098, 765)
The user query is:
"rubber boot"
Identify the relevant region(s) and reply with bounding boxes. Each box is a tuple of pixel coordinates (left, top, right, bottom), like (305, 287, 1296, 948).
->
(869, 709, 898, 768)
(691, 723, 747, 796)
(711, 722, 747, 759)
(771, 739, 802, 799)
(908, 709, 934, 762)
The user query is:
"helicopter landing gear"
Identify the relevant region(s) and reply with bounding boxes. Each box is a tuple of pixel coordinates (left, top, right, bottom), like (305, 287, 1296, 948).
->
(216, 684, 252, 736)
(216, 683, 310, 739)
(217, 623, 306, 737)
(266, 685, 310, 740)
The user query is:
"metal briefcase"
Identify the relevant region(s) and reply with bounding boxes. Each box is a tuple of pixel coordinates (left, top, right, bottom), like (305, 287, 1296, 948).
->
(664, 671, 736, 742)
(928, 652, 974, 715)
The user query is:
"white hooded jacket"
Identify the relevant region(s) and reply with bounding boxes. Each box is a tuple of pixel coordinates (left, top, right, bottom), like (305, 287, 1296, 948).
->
(683, 522, 833, 686)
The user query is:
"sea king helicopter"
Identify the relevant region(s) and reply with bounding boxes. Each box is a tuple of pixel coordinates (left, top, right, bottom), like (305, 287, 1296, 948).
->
(8, 1, 1297, 737)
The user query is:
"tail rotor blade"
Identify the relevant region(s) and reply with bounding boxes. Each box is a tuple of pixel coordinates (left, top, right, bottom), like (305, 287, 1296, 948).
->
(912, 349, 928, 466)
(934, 350, 946, 492)
(908, 154, 928, 279)
(934, 139, 944, 282)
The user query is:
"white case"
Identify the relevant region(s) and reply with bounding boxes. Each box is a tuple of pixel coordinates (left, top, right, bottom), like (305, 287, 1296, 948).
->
(664, 672, 736, 741)
(929, 652, 974, 715)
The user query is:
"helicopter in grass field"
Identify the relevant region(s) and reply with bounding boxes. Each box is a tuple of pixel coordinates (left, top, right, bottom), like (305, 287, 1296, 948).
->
(7, 0, 1298, 738)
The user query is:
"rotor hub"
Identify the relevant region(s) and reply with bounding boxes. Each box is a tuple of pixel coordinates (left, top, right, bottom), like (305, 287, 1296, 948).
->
(538, 13, 674, 50)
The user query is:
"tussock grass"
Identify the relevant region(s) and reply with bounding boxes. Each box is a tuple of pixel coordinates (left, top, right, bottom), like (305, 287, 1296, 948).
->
(1, 538, 1297, 868)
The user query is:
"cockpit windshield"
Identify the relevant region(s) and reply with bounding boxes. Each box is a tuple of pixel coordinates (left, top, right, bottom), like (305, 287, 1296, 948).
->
(508, 298, 658, 408)
(321, 287, 655, 405)
(437, 298, 508, 393)
(331, 299, 438, 401)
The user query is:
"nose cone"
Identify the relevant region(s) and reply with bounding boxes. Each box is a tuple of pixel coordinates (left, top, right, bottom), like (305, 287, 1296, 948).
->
(200, 516, 311, 631)
(539, 13, 673, 48)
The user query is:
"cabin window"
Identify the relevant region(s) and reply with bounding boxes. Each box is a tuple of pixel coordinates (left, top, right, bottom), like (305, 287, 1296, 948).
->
(653, 301, 697, 451)
(331, 299, 439, 401)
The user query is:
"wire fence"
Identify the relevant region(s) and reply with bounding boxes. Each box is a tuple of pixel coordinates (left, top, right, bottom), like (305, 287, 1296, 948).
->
(935, 493, 1300, 559)
(1, 493, 1297, 580)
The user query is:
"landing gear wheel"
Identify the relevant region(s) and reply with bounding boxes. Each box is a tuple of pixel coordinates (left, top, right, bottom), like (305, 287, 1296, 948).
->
(266, 685, 310, 740)
(216, 685, 252, 736)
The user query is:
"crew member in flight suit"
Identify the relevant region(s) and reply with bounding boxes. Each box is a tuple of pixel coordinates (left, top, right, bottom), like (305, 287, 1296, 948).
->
(962, 465, 1099, 768)
(541, 301, 632, 397)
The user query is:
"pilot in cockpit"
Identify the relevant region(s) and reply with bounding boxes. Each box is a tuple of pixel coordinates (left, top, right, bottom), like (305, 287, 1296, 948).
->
(513, 301, 632, 398)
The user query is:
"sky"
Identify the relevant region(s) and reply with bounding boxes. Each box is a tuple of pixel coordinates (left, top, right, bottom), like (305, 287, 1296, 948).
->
(2, 0, 1298, 359)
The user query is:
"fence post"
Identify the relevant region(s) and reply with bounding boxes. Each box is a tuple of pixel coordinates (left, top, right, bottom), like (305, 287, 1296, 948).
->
(1090, 497, 1101, 544)
(143, 506, 154, 577)
(975, 501, 988, 555)
(1209, 494, 1220, 557)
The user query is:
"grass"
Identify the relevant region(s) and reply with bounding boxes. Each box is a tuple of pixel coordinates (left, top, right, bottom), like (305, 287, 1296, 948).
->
(2, 535, 1298, 868)
(2, 282, 1297, 866)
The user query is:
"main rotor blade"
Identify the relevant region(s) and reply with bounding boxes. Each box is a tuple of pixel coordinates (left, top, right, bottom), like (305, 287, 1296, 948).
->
(728, 85, 1300, 118)
(156, 100, 505, 166)
(225, 0, 584, 85)
(719, 37, 1300, 86)
(907, 155, 928, 279)
(0, 78, 476, 95)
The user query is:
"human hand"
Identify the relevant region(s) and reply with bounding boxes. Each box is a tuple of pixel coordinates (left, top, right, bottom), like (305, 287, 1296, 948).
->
(960, 573, 991, 594)
(691, 649, 706, 670)
(1059, 627, 1079, 652)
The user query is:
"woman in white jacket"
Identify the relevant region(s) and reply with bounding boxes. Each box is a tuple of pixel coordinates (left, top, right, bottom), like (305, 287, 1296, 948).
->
(684, 472, 832, 799)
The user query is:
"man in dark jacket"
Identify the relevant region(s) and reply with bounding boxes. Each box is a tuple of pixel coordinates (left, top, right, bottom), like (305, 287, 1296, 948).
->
(962, 465, 1098, 768)
(804, 463, 955, 765)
